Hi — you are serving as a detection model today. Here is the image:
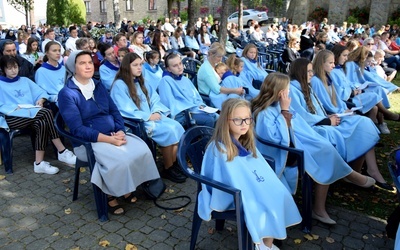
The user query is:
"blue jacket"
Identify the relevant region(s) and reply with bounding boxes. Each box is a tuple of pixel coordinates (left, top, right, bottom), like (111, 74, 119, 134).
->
(58, 78, 125, 145)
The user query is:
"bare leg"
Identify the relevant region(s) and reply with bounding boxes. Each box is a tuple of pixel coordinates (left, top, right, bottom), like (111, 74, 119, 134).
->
(35, 150, 45, 163)
(377, 111, 384, 124)
(262, 238, 274, 248)
(162, 144, 178, 169)
(365, 148, 386, 183)
(313, 184, 330, 218)
(348, 155, 365, 173)
(366, 106, 378, 123)
(52, 138, 66, 152)
(377, 102, 399, 121)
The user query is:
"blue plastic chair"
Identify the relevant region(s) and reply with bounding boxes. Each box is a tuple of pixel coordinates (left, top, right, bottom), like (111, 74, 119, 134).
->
(54, 113, 108, 222)
(177, 126, 253, 250)
(255, 135, 313, 233)
(388, 148, 400, 202)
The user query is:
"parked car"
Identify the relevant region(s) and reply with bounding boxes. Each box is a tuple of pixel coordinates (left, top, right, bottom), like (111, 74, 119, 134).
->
(227, 9, 269, 27)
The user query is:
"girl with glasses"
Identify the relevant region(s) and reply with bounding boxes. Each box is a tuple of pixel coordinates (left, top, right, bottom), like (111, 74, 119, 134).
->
(199, 98, 301, 250)
(252, 72, 375, 225)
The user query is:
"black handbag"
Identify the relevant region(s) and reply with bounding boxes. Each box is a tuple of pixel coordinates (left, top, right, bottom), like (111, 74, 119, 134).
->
(141, 178, 191, 210)
(142, 178, 166, 200)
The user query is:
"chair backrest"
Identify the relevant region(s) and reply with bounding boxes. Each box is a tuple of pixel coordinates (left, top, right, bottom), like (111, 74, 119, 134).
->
(178, 126, 214, 175)
(388, 148, 400, 202)
(182, 57, 202, 73)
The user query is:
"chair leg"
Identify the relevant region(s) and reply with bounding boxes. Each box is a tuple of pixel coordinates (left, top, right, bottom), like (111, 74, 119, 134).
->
(92, 183, 108, 222)
(0, 130, 12, 173)
(190, 204, 202, 250)
(302, 172, 313, 233)
(215, 219, 225, 231)
(72, 160, 83, 201)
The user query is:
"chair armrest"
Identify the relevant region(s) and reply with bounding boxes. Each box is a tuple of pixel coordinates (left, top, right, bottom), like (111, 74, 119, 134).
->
(183, 167, 242, 196)
(123, 117, 147, 138)
(256, 134, 305, 174)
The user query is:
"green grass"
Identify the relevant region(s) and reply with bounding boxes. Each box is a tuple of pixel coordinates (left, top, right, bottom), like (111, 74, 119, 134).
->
(326, 78, 400, 220)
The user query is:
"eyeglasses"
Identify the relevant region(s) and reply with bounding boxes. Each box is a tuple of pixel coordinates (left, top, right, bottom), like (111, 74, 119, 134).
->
(229, 118, 253, 126)
(307, 70, 314, 74)
(367, 43, 374, 45)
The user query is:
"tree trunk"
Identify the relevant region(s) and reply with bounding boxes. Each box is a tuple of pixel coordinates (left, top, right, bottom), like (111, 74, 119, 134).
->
(29, 7, 35, 26)
(113, 0, 120, 28)
(187, 0, 196, 30)
(167, 0, 173, 19)
(25, 8, 29, 26)
(219, 0, 230, 48)
(238, 0, 243, 30)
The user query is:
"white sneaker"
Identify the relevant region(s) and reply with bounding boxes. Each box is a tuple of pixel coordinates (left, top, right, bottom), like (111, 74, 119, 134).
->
(34, 161, 59, 174)
(58, 149, 77, 165)
(378, 122, 390, 134)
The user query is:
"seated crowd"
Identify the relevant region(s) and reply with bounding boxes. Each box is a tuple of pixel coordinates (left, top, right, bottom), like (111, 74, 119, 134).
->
(1, 16, 400, 250)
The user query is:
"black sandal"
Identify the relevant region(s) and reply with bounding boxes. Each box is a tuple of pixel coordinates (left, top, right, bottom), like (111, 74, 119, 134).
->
(122, 192, 137, 204)
(108, 197, 125, 215)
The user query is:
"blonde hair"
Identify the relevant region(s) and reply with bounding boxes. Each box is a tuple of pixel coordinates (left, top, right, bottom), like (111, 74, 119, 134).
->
(346, 46, 369, 74)
(313, 50, 337, 106)
(211, 98, 257, 161)
(375, 49, 385, 57)
(225, 54, 243, 74)
(251, 72, 290, 121)
(208, 42, 225, 57)
(215, 62, 229, 73)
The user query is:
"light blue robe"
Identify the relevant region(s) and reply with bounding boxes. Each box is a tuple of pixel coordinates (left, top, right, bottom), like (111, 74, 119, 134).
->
(209, 71, 254, 110)
(35, 62, 66, 102)
(158, 73, 218, 127)
(99, 60, 119, 91)
(290, 80, 380, 162)
(198, 140, 302, 243)
(331, 67, 381, 114)
(197, 59, 221, 95)
(0, 76, 49, 119)
(364, 67, 398, 93)
(240, 57, 268, 83)
(396, 224, 400, 250)
(142, 62, 163, 90)
(344, 61, 392, 108)
(255, 104, 353, 193)
(110, 79, 184, 147)
(310, 76, 380, 161)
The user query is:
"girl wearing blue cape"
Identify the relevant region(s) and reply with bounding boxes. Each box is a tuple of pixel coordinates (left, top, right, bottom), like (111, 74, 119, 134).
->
(158, 53, 218, 128)
(110, 52, 186, 184)
(99, 43, 119, 91)
(239, 44, 268, 87)
(252, 72, 375, 226)
(35, 41, 65, 103)
(331, 45, 400, 134)
(142, 50, 163, 90)
(311, 50, 394, 191)
(344, 47, 398, 109)
(197, 42, 244, 98)
(209, 61, 248, 109)
(0, 55, 76, 175)
(198, 98, 302, 250)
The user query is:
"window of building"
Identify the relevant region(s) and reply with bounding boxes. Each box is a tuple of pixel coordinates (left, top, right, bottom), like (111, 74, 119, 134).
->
(126, 0, 134, 11)
(84, 1, 91, 13)
(149, 0, 156, 10)
(100, 1, 106, 13)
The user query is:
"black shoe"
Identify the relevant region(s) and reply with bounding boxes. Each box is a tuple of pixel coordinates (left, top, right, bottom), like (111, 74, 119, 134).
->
(173, 161, 187, 176)
(163, 165, 187, 183)
(375, 181, 395, 191)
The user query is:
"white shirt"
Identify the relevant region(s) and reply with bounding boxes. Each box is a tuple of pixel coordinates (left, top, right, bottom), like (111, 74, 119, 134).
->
(65, 37, 79, 51)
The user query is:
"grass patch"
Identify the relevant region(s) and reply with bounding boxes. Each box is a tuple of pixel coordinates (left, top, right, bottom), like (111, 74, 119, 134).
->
(326, 78, 400, 220)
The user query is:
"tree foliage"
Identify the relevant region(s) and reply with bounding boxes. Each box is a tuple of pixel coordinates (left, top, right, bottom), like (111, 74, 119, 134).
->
(7, 0, 34, 25)
(46, 0, 86, 25)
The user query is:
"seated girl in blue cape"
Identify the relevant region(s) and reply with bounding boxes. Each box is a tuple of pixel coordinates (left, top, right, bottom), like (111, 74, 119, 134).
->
(110, 52, 186, 183)
(142, 50, 163, 90)
(209, 62, 245, 109)
(0, 55, 76, 175)
(98, 42, 119, 91)
(251, 72, 375, 225)
(344, 46, 399, 100)
(35, 41, 65, 104)
(330, 45, 400, 134)
(239, 43, 268, 87)
(198, 98, 302, 250)
(310, 50, 394, 191)
(158, 53, 218, 128)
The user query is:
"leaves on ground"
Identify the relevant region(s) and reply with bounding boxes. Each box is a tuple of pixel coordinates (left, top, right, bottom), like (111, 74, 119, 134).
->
(303, 233, 319, 241)
(0, 175, 5, 180)
(174, 208, 184, 213)
(208, 227, 215, 234)
(64, 208, 72, 214)
(294, 239, 302, 244)
(326, 237, 335, 243)
(99, 240, 110, 247)
(65, 188, 71, 193)
(79, 179, 87, 184)
(52, 232, 59, 236)
(70, 247, 80, 250)
(79, 167, 86, 173)
(363, 235, 369, 240)
(125, 243, 137, 250)
(160, 214, 166, 219)
(62, 178, 70, 184)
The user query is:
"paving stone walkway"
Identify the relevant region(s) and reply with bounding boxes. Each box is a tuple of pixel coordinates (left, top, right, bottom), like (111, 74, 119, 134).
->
(0, 135, 396, 249)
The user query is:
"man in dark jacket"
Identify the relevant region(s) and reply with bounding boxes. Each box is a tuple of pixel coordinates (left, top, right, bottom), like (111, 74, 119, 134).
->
(1, 39, 34, 81)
